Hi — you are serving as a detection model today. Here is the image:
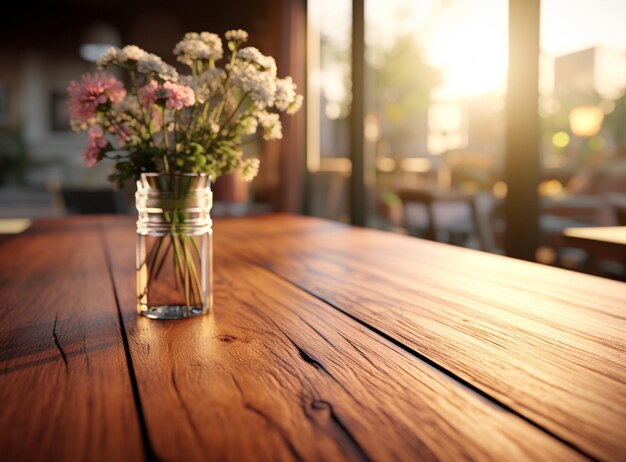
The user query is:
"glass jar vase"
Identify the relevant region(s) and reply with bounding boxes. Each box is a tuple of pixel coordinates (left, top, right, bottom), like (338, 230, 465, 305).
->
(135, 173, 213, 319)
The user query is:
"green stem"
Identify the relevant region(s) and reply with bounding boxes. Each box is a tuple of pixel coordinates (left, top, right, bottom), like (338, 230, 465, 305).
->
(129, 69, 155, 145)
(221, 91, 250, 129)
(171, 235, 190, 315)
(182, 235, 204, 307)
(171, 235, 183, 289)
(183, 240, 191, 313)
(214, 50, 238, 123)
(152, 238, 172, 281)
(144, 236, 165, 293)
(162, 106, 170, 174)
(241, 134, 261, 145)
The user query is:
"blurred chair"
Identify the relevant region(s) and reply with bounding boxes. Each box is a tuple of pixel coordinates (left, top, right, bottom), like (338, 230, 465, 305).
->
(308, 171, 350, 222)
(397, 188, 496, 252)
(607, 194, 626, 225)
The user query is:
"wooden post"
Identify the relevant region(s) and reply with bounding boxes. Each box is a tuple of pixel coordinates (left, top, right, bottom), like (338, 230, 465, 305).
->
(505, 0, 541, 260)
(350, 0, 366, 226)
(280, 0, 307, 213)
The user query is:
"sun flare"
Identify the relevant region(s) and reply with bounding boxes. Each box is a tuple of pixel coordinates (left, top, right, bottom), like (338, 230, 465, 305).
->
(426, 3, 508, 99)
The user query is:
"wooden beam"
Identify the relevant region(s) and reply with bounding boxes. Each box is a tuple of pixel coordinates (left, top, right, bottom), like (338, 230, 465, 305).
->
(279, 0, 307, 213)
(505, 0, 541, 260)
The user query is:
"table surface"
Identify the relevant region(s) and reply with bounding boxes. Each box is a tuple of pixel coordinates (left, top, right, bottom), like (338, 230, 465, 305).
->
(1, 214, 625, 461)
(563, 226, 626, 246)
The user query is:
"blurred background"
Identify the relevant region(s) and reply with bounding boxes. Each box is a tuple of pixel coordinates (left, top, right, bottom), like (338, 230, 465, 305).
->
(1, 0, 625, 279)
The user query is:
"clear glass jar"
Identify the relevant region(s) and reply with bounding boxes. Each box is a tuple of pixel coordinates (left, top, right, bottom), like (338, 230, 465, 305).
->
(135, 173, 213, 319)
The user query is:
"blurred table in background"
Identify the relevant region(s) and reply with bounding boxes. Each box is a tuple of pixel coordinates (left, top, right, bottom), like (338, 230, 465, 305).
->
(563, 226, 626, 261)
(541, 195, 602, 222)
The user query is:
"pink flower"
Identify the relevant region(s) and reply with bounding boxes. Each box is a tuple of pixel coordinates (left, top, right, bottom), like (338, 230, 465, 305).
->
(82, 126, 108, 167)
(67, 73, 126, 123)
(138, 80, 195, 110)
(163, 81, 195, 110)
(138, 80, 160, 108)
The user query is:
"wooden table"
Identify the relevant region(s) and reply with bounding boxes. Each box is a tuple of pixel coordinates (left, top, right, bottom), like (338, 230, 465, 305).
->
(563, 226, 626, 260)
(1, 215, 625, 461)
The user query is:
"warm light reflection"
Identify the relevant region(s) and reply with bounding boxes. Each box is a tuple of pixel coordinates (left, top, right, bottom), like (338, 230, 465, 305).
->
(492, 181, 508, 198)
(569, 106, 605, 137)
(536, 246, 557, 265)
(376, 157, 397, 172)
(538, 179, 564, 197)
(318, 157, 352, 173)
(552, 131, 570, 148)
(0, 219, 31, 234)
(364, 114, 381, 142)
(400, 158, 432, 173)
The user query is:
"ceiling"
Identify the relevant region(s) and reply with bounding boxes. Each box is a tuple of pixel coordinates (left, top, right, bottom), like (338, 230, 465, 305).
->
(0, 0, 270, 55)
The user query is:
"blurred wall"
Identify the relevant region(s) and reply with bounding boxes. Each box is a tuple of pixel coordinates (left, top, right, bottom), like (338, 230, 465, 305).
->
(0, 0, 305, 212)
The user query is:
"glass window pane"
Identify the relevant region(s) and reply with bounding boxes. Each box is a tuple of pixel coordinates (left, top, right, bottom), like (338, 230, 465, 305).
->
(539, 0, 626, 275)
(307, 0, 352, 221)
(365, 0, 507, 253)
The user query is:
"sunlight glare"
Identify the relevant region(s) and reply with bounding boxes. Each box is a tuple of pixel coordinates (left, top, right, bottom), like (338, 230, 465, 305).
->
(426, 0, 508, 99)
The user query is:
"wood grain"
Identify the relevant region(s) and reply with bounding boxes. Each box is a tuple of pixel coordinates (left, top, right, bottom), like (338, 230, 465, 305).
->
(101, 217, 583, 461)
(0, 217, 144, 462)
(216, 214, 626, 461)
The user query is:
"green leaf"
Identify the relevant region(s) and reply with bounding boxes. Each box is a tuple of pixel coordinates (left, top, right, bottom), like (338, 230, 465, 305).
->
(190, 142, 205, 156)
(196, 155, 207, 167)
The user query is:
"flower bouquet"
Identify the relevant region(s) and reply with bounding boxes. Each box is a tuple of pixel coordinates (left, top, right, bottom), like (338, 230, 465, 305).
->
(68, 30, 302, 319)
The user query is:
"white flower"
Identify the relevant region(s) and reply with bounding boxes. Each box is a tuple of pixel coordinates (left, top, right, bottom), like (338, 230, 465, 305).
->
(274, 76, 303, 114)
(72, 30, 309, 187)
(121, 45, 148, 61)
(257, 111, 282, 140)
(174, 32, 223, 66)
(180, 68, 225, 103)
(287, 94, 303, 115)
(97, 46, 150, 70)
(240, 158, 260, 181)
(237, 47, 261, 61)
(137, 54, 178, 81)
(228, 61, 276, 109)
(202, 68, 226, 93)
(225, 29, 249, 43)
(237, 47, 277, 76)
(274, 77, 298, 111)
(250, 72, 277, 109)
(199, 32, 222, 50)
(97, 47, 124, 69)
(239, 116, 258, 135)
